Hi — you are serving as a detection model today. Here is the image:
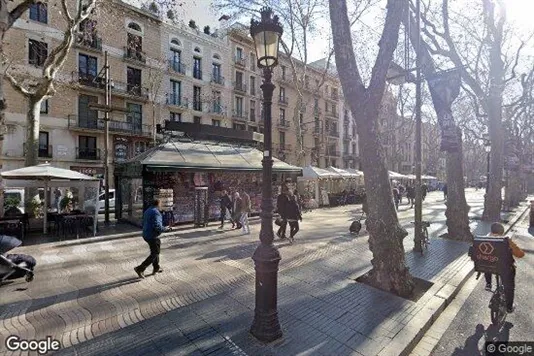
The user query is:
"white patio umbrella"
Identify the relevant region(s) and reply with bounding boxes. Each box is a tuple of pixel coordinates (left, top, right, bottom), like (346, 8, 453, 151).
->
(1, 164, 100, 235)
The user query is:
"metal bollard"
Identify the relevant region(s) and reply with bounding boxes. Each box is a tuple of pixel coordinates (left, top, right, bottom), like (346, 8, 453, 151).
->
(530, 200, 534, 228)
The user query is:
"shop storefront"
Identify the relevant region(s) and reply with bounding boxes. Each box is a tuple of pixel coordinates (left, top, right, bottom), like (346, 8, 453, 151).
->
(114, 140, 301, 227)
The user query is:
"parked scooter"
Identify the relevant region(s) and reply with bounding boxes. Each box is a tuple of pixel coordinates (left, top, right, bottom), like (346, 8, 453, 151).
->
(0, 235, 36, 285)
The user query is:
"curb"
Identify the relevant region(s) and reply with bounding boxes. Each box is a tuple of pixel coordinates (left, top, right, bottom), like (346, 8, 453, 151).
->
(381, 201, 531, 356)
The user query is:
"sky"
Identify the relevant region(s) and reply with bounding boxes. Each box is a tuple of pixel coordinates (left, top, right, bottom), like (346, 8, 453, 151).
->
(131, 0, 534, 62)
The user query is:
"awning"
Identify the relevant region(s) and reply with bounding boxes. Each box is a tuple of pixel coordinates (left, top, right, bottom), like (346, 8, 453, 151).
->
(120, 141, 302, 173)
(1, 163, 99, 181)
(388, 171, 407, 179)
(301, 165, 340, 179)
(345, 168, 364, 176)
(327, 166, 362, 178)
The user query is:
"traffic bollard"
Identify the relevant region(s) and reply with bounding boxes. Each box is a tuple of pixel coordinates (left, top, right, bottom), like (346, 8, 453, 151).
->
(530, 200, 534, 228)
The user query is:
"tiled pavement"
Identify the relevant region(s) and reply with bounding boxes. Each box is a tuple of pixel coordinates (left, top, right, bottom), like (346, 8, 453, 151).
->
(0, 190, 523, 355)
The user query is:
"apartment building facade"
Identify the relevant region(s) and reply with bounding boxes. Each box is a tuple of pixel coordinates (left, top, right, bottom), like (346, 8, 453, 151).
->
(0, 1, 366, 187)
(2, 0, 162, 185)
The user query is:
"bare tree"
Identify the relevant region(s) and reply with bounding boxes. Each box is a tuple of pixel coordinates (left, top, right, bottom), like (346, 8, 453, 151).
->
(329, 0, 414, 296)
(402, 5, 471, 241)
(417, 0, 526, 222)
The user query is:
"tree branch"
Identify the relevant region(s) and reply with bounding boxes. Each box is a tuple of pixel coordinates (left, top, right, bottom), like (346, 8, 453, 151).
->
(8, 0, 35, 29)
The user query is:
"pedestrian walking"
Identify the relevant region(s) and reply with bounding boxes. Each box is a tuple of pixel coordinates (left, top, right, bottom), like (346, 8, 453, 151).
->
(232, 192, 244, 230)
(218, 190, 234, 229)
(240, 189, 251, 234)
(134, 199, 170, 278)
(443, 184, 448, 201)
(421, 183, 428, 201)
(392, 186, 400, 211)
(398, 184, 405, 204)
(483, 222, 524, 312)
(285, 190, 302, 244)
(406, 185, 415, 208)
(276, 188, 290, 239)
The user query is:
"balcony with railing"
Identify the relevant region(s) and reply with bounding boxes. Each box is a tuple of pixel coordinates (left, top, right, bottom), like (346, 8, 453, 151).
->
(168, 60, 186, 75)
(23, 144, 53, 158)
(327, 128, 340, 138)
(113, 81, 149, 100)
(209, 103, 226, 116)
(327, 148, 340, 157)
(232, 110, 248, 122)
(277, 119, 290, 129)
(123, 47, 146, 64)
(234, 81, 247, 93)
(76, 147, 101, 160)
(74, 72, 102, 89)
(234, 56, 246, 67)
(325, 108, 338, 118)
(166, 94, 189, 110)
(211, 74, 225, 86)
(76, 34, 102, 52)
(278, 97, 289, 106)
(343, 151, 355, 160)
(68, 115, 152, 137)
(276, 143, 292, 152)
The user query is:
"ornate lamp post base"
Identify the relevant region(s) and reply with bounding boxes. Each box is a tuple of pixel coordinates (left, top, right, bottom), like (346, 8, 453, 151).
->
(250, 243, 282, 342)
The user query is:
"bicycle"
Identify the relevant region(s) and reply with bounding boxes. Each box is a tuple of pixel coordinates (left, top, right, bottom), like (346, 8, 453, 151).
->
(411, 221, 431, 255)
(476, 272, 507, 326)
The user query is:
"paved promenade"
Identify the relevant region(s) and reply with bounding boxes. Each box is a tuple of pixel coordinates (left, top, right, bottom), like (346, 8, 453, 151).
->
(0, 190, 525, 355)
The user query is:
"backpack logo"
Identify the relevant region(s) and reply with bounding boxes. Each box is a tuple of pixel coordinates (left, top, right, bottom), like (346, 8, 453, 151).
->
(478, 242, 494, 255)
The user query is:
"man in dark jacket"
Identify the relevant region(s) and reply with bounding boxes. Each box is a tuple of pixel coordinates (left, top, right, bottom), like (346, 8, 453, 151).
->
(285, 190, 302, 244)
(276, 188, 290, 239)
(219, 190, 233, 229)
(134, 199, 170, 278)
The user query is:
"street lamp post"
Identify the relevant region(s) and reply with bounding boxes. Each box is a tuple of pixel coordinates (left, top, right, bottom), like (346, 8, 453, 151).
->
(484, 135, 491, 192)
(249, 7, 283, 343)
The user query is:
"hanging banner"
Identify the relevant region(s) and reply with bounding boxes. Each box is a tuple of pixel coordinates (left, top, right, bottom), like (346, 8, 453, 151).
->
(427, 69, 462, 152)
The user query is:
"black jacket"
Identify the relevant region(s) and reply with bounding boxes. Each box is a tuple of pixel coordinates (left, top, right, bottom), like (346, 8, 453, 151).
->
(285, 197, 302, 220)
(220, 195, 232, 211)
(277, 194, 290, 217)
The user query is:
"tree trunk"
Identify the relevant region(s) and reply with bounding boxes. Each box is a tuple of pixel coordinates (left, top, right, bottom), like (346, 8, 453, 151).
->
(329, 0, 414, 297)
(445, 130, 472, 241)
(482, 13, 505, 222)
(25, 97, 42, 167)
(359, 108, 414, 297)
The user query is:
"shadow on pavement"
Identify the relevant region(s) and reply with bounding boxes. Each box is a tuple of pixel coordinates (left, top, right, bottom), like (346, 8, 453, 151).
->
(0, 277, 140, 318)
(451, 324, 485, 356)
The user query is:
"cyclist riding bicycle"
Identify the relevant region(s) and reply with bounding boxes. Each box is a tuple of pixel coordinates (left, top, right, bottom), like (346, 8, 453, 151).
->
(484, 222, 524, 313)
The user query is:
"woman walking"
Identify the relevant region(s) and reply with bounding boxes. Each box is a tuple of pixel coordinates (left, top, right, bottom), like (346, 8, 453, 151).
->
(285, 190, 302, 244)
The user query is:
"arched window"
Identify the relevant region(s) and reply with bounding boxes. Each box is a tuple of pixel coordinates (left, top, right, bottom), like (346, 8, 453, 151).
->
(170, 39, 181, 47)
(30, 2, 48, 24)
(194, 47, 201, 53)
(127, 22, 142, 33)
